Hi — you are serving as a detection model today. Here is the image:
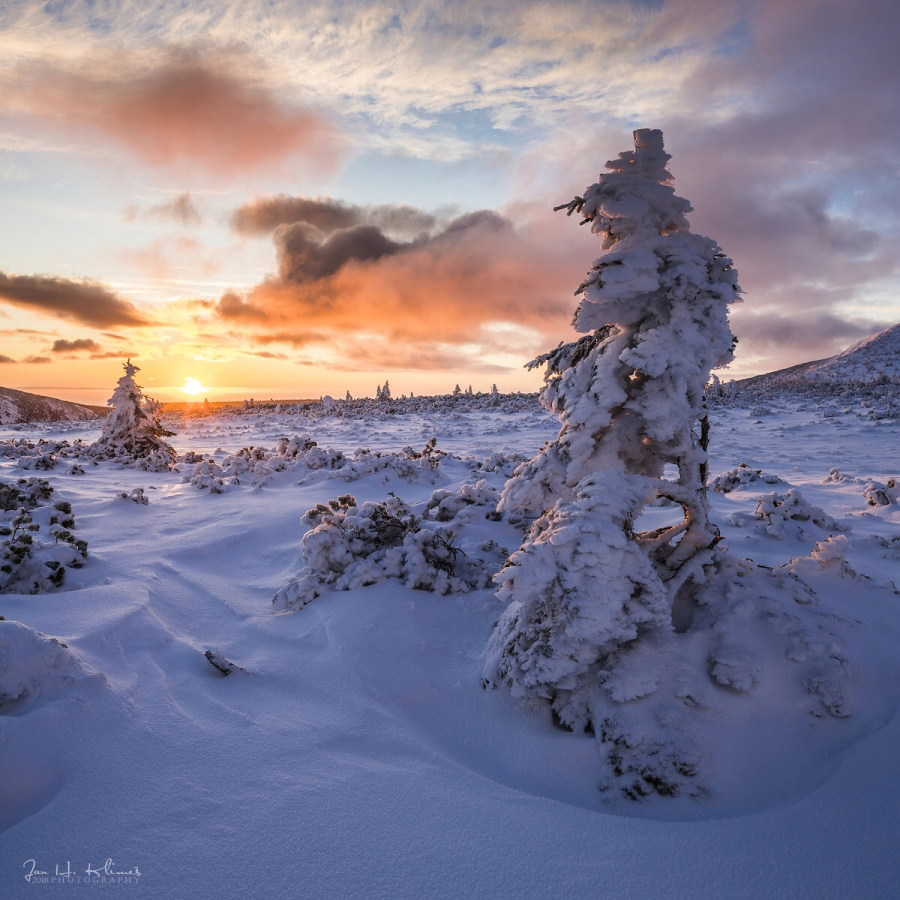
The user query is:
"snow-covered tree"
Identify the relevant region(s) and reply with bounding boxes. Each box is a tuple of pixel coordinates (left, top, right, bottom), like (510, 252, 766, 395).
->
(453, 384, 461, 396)
(90, 360, 176, 469)
(483, 130, 752, 795)
(485, 130, 857, 802)
(381, 380, 391, 400)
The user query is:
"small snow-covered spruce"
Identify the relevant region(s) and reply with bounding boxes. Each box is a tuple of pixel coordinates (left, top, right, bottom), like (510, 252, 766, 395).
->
(483, 130, 853, 800)
(90, 360, 176, 470)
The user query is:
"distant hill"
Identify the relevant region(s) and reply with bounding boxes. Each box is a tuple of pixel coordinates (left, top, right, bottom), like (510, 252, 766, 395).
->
(0, 386, 105, 424)
(736, 322, 900, 389)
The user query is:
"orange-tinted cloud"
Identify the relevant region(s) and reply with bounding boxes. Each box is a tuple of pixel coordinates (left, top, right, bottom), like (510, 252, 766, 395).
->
(217, 204, 576, 355)
(13, 50, 346, 178)
(52, 338, 101, 353)
(0, 271, 149, 327)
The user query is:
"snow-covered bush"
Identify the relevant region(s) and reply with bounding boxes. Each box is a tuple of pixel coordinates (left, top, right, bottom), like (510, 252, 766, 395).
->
(862, 479, 898, 507)
(117, 488, 149, 505)
(728, 489, 848, 539)
(0, 478, 88, 593)
(778, 535, 857, 580)
(472, 449, 532, 478)
(273, 493, 506, 612)
(89, 360, 176, 470)
(711, 462, 783, 493)
(425, 480, 500, 522)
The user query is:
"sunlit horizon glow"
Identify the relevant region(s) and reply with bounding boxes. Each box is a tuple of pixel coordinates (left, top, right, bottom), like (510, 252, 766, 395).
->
(1, 1, 898, 406)
(179, 377, 207, 396)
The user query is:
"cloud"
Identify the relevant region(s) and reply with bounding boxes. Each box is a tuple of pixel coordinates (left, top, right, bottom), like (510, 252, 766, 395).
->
(144, 192, 203, 226)
(10, 49, 347, 177)
(232, 196, 438, 238)
(23, 356, 51, 364)
(90, 351, 135, 359)
(217, 205, 575, 355)
(52, 338, 101, 353)
(0, 355, 15, 363)
(0, 271, 149, 327)
(245, 350, 289, 360)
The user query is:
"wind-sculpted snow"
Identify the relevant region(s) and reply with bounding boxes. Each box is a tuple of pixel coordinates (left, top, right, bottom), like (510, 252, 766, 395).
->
(1, 399, 900, 897)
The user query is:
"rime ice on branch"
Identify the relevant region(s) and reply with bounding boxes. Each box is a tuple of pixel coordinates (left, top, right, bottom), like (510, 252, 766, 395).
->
(90, 360, 176, 470)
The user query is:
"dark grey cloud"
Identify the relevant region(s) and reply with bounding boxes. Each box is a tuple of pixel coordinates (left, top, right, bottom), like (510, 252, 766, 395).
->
(275, 223, 402, 282)
(731, 312, 889, 359)
(0, 271, 149, 327)
(231, 195, 437, 239)
(0, 355, 15, 363)
(23, 356, 51, 364)
(52, 338, 102, 353)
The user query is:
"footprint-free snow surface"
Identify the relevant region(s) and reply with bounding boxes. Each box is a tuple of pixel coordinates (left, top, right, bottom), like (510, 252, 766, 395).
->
(1, 400, 899, 898)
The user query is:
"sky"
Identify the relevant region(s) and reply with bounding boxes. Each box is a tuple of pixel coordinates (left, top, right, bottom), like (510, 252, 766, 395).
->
(0, 0, 898, 404)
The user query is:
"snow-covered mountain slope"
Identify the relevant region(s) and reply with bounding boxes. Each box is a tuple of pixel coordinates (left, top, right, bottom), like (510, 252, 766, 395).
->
(737, 322, 900, 388)
(0, 387, 101, 425)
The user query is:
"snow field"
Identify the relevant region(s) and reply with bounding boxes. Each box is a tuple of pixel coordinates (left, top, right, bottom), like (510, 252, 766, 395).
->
(0, 401, 898, 899)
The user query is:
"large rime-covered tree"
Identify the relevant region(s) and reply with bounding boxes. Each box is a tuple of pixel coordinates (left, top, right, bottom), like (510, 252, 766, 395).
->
(484, 130, 855, 801)
(485, 130, 737, 794)
(91, 360, 176, 469)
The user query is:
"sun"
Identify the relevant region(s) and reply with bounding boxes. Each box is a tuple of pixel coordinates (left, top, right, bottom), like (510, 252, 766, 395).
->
(180, 377, 207, 396)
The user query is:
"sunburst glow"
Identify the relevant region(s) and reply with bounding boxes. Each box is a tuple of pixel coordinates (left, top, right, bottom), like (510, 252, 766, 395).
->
(180, 377, 207, 396)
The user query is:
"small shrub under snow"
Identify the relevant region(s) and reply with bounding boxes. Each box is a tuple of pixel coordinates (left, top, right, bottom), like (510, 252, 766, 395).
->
(0, 478, 88, 593)
(862, 479, 898, 507)
(185, 436, 448, 492)
(727, 489, 848, 539)
(711, 462, 784, 493)
(273, 491, 506, 612)
(117, 488, 149, 505)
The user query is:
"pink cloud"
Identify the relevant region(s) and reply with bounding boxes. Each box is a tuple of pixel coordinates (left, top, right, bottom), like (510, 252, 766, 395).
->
(14, 50, 347, 178)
